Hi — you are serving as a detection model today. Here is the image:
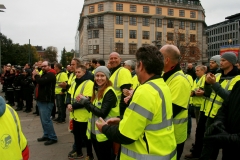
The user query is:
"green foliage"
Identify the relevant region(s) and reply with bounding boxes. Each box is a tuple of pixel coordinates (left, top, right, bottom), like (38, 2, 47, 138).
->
(0, 33, 38, 66)
(60, 47, 74, 67)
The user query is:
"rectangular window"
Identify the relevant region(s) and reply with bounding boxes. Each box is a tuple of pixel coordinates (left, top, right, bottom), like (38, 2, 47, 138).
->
(93, 45, 99, 54)
(89, 17, 94, 25)
(98, 4, 104, 12)
(179, 21, 185, 29)
(129, 44, 137, 55)
(167, 33, 174, 41)
(88, 31, 92, 39)
(190, 22, 196, 30)
(116, 29, 123, 38)
(190, 34, 196, 42)
(129, 17, 137, 25)
(168, 9, 174, 16)
(179, 10, 185, 17)
(116, 16, 123, 24)
(179, 33, 185, 41)
(142, 31, 149, 39)
(97, 16, 104, 25)
(142, 18, 150, 26)
(156, 7, 162, 14)
(116, 3, 123, 11)
(167, 20, 174, 28)
(129, 30, 137, 39)
(156, 32, 162, 40)
(156, 19, 162, 27)
(88, 45, 93, 54)
(190, 11, 196, 18)
(115, 43, 123, 54)
(143, 6, 149, 13)
(130, 5, 136, 12)
(93, 30, 99, 38)
(89, 6, 94, 13)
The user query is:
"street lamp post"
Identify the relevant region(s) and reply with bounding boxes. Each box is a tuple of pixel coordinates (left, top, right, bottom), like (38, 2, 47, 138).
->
(0, 4, 6, 73)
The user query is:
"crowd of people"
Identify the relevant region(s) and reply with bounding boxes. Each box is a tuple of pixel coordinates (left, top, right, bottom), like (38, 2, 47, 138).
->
(1, 44, 240, 160)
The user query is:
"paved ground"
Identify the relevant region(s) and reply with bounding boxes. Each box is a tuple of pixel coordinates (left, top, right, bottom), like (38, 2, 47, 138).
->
(1, 89, 222, 160)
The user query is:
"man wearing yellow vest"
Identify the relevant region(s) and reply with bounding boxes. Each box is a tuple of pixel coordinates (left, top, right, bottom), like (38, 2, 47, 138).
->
(160, 44, 191, 160)
(96, 45, 177, 160)
(185, 55, 221, 159)
(0, 96, 29, 160)
(67, 65, 94, 159)
(53, 63, 68, 124)
(200, 52, 240, 159)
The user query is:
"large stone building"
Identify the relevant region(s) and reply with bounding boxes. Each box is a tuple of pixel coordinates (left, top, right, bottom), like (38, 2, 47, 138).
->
(76, 0, 207, 64)
(206, 13, 240, 59)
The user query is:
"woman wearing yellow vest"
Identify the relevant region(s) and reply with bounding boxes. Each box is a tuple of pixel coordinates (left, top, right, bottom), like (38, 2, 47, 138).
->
(77, 66, 118, 160)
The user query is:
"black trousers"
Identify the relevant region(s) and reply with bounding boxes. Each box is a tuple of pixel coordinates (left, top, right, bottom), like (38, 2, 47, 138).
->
(177, 142, 185, 160)
(6, 88, 14, 104)
(73, 121, 93, 157)
(91, 138, 112, 160)
(192, 111, 207, 156)
(25, 90, 33, 111)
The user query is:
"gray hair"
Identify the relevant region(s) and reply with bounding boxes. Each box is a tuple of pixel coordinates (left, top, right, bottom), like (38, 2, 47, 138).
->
(124, 60, 135, 70)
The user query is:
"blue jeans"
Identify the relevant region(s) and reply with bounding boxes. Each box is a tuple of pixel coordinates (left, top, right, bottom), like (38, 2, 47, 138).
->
(37, 101, 57, 140)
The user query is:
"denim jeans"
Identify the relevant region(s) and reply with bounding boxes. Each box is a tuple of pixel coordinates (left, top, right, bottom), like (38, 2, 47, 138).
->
(37, 101, 57, 140)
(55, 94, 66, 121)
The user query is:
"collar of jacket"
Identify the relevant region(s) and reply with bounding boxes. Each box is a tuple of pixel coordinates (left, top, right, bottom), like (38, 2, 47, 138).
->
(163, 63, 181, 82)
(110, 64, 121, 75)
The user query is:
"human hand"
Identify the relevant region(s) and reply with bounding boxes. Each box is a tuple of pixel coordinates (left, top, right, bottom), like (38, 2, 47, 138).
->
(195, 89, 204, 96)
(67, 104, 73, 112)
(58, 82, 67, 88)
(95, 117, 108, 133)
(106, 117, 121, 125)
(206, 73, 216, 84)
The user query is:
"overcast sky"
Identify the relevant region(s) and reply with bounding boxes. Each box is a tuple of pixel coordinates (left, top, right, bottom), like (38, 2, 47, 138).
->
(0, 0, 239, 61)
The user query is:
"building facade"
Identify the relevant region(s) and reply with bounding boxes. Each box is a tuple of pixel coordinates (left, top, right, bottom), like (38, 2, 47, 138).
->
(206, 13, 240, 60)
(77, 0, 207, 63)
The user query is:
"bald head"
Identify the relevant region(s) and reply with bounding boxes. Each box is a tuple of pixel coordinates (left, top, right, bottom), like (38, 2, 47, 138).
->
(110, 52, 120, 58)
(160, 45, 180, 63)
(109, 52, 121, 68)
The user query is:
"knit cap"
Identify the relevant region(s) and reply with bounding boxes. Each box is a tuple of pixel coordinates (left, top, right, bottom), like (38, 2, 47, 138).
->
(94, 66, 110, 79)
(210, 55, 221, 66)
(221, 52, 237, 65)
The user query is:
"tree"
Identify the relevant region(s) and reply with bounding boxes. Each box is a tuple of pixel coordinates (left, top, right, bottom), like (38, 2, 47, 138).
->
(60, 47, 74, 67)
(165, 29, 201, 64)
(43, 46, 58, 63)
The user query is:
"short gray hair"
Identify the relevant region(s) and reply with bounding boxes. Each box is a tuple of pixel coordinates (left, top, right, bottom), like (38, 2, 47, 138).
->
(124, 60, 135, 70)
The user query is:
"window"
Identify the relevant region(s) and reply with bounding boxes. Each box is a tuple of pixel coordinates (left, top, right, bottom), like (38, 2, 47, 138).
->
(167, 33, 174, 41)
(116, 16, 123, 24)
(129, 30, 137, 39)
(190, 22, 196, 30)
(88, 45, 93, 54)
(97, 16, 104, 25)
(179, 33, 185, 41)
(156, 32, 162, 40)
(156, 7, 162, 14)
(89, 6, 94, 13)
(179, 46, 186, 54)
(143, 6, 149, 13)
(143, 31, 149, 39)
(190, 34, 196, 42)
(156, 19, 162, 27)
(179, 21, 185, 29)
(130, 5, 136, 12)
(168, 9, 174, 16)
(189, 46, 197, 55)
(93, 45, 99, 54)
(89, 17, 94, 25)
(115, 43, 123, 54)
(129, 44, 137, 55)
(88, 31, 92, 39)
(142, 18, 150, 26)
(93, 30, 99, 38)
(167, 20, 174, 28)
(116, 3, 123, 11)
(179, 10, 185, 17)
(116, 29, 123, 38)
(129, 17, 137, 25)
(98, 4, 104, 12)
(190, 11, 196, 18)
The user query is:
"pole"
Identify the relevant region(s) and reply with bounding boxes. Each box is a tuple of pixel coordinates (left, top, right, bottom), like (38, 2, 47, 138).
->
(28, 39, 30, 64)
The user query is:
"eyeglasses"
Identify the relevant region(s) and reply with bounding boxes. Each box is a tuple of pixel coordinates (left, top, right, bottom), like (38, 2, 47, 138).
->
(41, 65, 47, 68)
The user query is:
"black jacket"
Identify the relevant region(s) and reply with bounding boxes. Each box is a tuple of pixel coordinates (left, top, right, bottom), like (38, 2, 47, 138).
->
(35, 71, 56, 102)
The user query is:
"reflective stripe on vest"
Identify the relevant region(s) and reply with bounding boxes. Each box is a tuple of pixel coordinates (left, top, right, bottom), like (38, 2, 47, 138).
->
(143, 81, 172, 131)
(8, 106, 20, 147)
(121, 146, 176, 160)
(113, 68, 123, 100)
(56, 73, 63, 88)
(71, 80, 90, 103)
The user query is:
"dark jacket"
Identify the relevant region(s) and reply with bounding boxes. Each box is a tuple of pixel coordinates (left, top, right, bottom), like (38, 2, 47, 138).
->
(35, 71, 56, 102)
